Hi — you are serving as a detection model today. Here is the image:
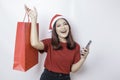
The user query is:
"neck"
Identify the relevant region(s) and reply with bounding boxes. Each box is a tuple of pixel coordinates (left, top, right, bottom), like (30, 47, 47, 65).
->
(59, 37, 67, 43)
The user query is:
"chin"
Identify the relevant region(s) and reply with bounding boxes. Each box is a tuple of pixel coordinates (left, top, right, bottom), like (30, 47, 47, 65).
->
(60, 35, 68, 38)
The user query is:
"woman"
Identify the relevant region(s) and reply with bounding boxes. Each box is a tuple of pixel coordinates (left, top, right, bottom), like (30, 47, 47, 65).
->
(25, 5, 90, 80)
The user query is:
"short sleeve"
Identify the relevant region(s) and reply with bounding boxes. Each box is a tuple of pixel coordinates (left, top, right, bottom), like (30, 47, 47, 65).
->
(73, 44, 81, 64)
(39, 38, 51, 53)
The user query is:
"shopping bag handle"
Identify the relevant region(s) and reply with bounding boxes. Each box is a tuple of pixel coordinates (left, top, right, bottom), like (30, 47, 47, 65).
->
(23, 12, 30, 22)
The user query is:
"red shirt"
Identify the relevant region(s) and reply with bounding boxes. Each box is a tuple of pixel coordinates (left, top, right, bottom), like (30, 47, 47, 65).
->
(39, 38, 81, 74)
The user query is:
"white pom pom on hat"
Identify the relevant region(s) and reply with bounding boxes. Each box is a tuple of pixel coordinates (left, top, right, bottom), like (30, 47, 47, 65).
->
(49, 14, 66, 32)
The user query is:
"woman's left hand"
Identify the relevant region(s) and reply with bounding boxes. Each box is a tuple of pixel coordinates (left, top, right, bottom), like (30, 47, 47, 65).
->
(81, 47, 89, 59)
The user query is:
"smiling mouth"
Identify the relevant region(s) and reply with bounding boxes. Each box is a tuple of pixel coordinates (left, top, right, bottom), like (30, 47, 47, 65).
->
(61, 30, 67, 33)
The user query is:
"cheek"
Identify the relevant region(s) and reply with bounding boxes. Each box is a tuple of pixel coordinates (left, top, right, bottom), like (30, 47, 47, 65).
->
(56, 27, 61, 32)
(66, 27, 69, 33)
(56, 28, 60, 34)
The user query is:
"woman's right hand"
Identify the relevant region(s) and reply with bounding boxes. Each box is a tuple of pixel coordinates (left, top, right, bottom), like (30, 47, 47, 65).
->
(24, 5, 38, 20)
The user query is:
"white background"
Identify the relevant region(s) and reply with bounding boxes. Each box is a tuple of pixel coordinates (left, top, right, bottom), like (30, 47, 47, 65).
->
(0, 0, 120, 80)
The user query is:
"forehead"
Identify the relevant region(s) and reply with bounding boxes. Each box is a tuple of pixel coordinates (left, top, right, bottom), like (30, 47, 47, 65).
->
(56, 18, 67, 24)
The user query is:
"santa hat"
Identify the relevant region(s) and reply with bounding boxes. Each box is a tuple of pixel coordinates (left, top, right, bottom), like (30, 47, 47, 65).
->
(49, 14, 66, 32)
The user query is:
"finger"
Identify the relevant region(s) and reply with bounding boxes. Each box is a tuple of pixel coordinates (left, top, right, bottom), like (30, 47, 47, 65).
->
(81, 48, 86, 52)
(84, 49, 88, 52)
(24, 5, 31, 12)
(81, 54, 84, 56)
(34, 7, 37, 15)
(33, 7, 37, 12)
(24, 5, 28, 11)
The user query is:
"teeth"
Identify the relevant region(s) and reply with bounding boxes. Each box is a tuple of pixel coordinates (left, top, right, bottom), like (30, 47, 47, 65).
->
(61, 31, 66, 33)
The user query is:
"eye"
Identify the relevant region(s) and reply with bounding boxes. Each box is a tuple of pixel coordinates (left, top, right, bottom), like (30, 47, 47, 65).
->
(57, 24, 61, 27)
(63, 22, 68, 25)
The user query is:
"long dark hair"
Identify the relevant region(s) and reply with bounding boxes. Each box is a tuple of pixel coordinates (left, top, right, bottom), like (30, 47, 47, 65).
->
(51, 18, 76, 50)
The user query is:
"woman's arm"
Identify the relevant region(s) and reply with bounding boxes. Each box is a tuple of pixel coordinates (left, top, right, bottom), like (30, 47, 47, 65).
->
(71, 48, 89, 73)
(25, 5, 44, 50)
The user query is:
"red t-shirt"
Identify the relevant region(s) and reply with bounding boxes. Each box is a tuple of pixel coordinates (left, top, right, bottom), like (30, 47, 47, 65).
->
(39, 38, 81, 74)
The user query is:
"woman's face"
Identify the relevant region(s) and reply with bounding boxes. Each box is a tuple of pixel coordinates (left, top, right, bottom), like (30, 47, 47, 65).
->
(55, 18, 69, 39)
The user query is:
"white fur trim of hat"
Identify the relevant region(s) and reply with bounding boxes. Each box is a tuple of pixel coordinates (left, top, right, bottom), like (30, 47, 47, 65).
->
(49, 14, 67, 32)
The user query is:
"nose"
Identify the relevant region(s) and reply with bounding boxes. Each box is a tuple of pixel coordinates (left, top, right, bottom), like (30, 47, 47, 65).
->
(62, 25, 66, 29)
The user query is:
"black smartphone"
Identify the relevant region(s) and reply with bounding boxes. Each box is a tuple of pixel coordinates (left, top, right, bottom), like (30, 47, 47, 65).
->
(85, 40, 92, 49)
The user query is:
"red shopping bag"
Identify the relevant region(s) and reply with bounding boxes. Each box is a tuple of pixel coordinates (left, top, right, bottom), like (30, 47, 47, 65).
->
(13, 13, 39, 72)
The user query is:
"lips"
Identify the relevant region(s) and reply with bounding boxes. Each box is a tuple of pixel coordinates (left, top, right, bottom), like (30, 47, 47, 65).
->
(61, 30, 67, 33)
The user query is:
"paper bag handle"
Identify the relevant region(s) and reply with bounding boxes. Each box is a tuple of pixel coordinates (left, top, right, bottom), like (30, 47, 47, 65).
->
(23, 13, 30, 22)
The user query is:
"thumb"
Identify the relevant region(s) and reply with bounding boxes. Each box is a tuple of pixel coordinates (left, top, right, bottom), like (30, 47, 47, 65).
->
(33, 7, 37, 13)
(34, 7, 38, 16)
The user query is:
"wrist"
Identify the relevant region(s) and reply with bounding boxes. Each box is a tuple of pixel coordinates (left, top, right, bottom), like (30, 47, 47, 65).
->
(31, 17, 37, 22)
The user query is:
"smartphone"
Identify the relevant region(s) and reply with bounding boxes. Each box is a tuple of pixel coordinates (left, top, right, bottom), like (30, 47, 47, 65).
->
(85, 40, 92, 49)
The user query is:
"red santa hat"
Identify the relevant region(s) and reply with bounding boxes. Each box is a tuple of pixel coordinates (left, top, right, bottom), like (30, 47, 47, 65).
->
(49, 14, 66, 32)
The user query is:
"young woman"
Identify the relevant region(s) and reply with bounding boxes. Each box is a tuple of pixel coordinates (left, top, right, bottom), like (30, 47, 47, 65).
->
(25, 5, 90, 80)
